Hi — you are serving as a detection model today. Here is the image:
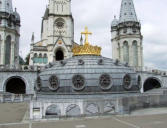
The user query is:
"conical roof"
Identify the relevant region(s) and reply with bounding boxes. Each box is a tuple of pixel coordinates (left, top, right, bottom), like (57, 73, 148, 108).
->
(119, 0, 138, 23)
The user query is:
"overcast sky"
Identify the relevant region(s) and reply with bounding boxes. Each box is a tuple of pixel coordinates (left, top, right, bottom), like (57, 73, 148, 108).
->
(13, 0, 167, 70)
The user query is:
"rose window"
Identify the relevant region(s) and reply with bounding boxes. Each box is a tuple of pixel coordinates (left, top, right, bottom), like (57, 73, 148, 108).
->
(99, 74, 112, 90)
(49, 75, 59, 91)
(72, 75, 85, 90)
(123, 74, 132, 90)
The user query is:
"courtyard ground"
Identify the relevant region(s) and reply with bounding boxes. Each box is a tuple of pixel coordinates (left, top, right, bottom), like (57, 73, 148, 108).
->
(0, 103, 167, 128)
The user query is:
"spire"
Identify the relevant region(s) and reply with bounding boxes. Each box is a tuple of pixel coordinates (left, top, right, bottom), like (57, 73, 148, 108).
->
(0, 0, 13, 14)
(119, 0, 138, 23)
(31, 32, 35, 44)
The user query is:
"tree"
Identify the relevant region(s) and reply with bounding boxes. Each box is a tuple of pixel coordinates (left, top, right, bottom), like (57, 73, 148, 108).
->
(25, 53, 30, 65)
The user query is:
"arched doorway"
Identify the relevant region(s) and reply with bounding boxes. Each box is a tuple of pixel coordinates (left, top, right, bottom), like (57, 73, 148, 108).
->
(143, 78, 161, 92)
(55, 50, 64, 61)
(6, 77, 26, 94)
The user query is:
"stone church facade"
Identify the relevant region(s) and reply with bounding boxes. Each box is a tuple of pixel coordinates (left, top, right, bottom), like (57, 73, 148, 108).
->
(29, 0, 74, 66)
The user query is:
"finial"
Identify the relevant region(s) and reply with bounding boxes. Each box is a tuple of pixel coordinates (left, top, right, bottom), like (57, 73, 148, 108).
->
(31, 32, 34, 43)
(80, 35, 83, 45)
(81, 27, 92, 45)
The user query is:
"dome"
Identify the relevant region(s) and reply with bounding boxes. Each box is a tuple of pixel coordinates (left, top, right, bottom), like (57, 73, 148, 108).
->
(13, 8, 20, 21)
(111, 17, 119, 27)
(37, 55, 139, 94)
(111, 19, 119, 27)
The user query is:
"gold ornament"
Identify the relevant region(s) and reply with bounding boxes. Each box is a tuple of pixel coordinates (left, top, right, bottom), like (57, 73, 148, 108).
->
(72, 27, 101, 56)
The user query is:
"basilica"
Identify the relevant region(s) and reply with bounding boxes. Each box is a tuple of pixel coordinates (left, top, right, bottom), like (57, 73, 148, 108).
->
(0, 0, 167, 120)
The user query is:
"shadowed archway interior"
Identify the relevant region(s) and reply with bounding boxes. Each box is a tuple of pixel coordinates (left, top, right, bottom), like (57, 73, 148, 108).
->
(144, 78, 161, 92)
(6, 78, 26, 94)
(55, 50, 64, 61)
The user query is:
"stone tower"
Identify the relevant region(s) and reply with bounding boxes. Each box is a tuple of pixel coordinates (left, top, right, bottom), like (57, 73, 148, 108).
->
(111, 0, 143, 68)
(29, 0, 74, 66)
(0, 0, 21, 67)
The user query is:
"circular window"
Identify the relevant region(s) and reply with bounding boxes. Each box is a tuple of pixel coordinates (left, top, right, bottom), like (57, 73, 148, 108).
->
(36, 76, 41, 91)
(72, 75, 85, 91)
(123, 74, 132, 90)
(49, 75, 59, 91)
(55, 18, 65, 29)
(56, 21, 64, 29)
(99, 74, 112, 90)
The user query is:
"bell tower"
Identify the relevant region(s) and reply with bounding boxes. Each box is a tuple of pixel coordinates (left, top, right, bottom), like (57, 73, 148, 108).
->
(30, 0, 74, 66)
(111, 0, 143, 68)
(0, 0, 21, 67)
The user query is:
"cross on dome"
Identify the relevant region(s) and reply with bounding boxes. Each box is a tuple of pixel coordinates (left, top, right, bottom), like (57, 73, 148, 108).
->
(81, 27, 92, 45)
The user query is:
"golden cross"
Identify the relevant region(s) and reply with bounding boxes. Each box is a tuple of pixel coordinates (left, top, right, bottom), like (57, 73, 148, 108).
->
(81, 27, 92, 45)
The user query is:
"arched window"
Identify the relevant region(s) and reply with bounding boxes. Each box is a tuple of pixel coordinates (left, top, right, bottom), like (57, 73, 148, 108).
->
(132, 41, 138, 67)
(123, 41, 129, 63)
(118, 43, 121, 59)
(39, 53, 43, 64)
(5, 35, 11, 65)
(33, 53, 38, 63)
(43, 53, 48, 64)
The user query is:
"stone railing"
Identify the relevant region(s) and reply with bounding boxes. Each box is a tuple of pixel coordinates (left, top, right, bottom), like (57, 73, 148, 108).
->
(0, 94, 34, 103)
(133, 66, 167, 76)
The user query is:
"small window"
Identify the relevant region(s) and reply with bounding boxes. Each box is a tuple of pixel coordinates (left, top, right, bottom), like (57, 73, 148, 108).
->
(124, 13, 127, 15)
(124, 2, 127, 5)
(123, 28, 127, 33)
(129, 2, 131, 5)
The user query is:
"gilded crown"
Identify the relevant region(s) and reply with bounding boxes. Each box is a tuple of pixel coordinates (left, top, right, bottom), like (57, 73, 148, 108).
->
(72, 27, 102, 56)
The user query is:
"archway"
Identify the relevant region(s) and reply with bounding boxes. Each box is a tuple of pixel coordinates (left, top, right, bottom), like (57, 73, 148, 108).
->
(55, 50, 64, 61)
(6, 77, 26, 94)
(143, 78, 161, 92)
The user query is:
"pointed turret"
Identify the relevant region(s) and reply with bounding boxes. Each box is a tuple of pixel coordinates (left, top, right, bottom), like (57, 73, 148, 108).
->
(119, 0, 138, 23)
(0, 0, 13, 14)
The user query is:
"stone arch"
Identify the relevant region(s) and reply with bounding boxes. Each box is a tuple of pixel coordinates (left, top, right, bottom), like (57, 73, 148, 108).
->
(5, 35, 12, 65)
(55, 48, 64, 61)
(143, 77, 162, 92)
(45, 104, 61, 117)
(85, 103, 99, 115)
(123, 41, 129, 63)
(66, 104, 81, 117)
(5, 76, 26, 94)
(132, 40, 138, 67)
